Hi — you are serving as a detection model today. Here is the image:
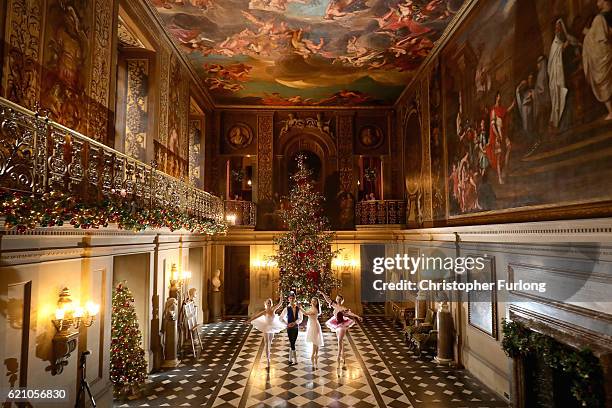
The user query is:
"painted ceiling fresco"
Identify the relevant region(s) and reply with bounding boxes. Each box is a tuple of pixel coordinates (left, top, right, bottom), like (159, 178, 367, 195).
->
(149, 0, 465, 106)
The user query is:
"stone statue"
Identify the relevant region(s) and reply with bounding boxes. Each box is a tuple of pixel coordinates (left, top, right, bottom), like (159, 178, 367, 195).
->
(161, 297, 179, 366)
(212, 269, 221, 292)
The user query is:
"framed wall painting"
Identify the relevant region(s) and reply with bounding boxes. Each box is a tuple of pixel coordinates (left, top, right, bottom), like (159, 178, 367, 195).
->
(467, 255, 497, 339)
(442, 0, 612, 224)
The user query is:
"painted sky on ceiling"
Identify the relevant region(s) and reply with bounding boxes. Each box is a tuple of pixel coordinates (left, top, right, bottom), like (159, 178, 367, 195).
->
(149, 0, 465, 106)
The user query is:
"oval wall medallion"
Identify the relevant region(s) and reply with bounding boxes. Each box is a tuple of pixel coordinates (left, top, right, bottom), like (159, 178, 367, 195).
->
(227, 123, 253, 149)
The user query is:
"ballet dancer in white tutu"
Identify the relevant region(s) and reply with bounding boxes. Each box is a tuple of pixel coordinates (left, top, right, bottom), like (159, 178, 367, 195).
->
(247, 295, 285, 367)
(303, 297, 324, 368)
(318, 291, 362, 367)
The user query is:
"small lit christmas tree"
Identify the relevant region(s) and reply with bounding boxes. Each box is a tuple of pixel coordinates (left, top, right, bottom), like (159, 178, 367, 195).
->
(271, 154, 340, 303)
(110, 282, 147, 396)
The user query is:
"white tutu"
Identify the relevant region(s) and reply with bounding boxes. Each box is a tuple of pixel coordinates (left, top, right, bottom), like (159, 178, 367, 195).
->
(306, 316, 324, 346)
(251, 314, 286, 334)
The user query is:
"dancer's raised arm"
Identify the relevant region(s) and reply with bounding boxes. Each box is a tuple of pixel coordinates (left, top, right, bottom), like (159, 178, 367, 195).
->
(272, 292, 283, 312)
(317, 290, 333, 307)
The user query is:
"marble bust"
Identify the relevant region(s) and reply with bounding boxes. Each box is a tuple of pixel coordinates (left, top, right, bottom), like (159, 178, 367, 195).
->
(212, 269, 221, 292)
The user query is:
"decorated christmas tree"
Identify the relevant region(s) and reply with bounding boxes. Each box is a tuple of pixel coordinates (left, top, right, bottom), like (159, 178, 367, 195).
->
(110, 282, 147, 395)
(271, 154, 340, 303)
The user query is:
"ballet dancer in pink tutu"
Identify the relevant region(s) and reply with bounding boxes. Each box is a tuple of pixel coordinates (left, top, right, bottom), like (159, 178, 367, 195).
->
(318, 291, 362, 367)
(303, 297, 324, 368)
(247, 294, 285, 367)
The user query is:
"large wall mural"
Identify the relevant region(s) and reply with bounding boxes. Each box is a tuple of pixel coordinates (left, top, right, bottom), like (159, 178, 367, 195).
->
(397, 0, 612, 226)
(148, 0, 465, 106)
(424, 0, 612, 224)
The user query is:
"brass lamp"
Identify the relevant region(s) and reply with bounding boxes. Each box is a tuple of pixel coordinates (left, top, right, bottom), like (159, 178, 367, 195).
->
(50, 287, 100, 375)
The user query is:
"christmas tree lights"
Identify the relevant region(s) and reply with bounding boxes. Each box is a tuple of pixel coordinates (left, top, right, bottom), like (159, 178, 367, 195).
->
(110, 282, 147, 396)
(271, 154, 340, 303)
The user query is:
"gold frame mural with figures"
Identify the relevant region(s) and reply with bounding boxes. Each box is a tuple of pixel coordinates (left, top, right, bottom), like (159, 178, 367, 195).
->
(467, 255, 497, 339)
(441, 0, 612, 223)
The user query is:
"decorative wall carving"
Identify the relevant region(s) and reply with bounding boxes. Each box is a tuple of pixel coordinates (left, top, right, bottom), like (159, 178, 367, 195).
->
(257, 114, 273, 201)
(118, 16, 145, 48)
(157, 48, 170, 146)
(420, 78, 433, 224)
(189, 118, 203, 188)
(4, 0, 43, 111)
(389, 112, 401, 199)
(279, 113, 333, 139)
(337, 114, 353, 193)
(180, 66, 190, 160)
(89, 0, 113, 142)
(429, 59, 446, 222)
(125, 59, 149, 161)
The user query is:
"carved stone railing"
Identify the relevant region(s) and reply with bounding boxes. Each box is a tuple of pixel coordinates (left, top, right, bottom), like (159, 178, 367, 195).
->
(355, 200, 407, 225)
(0, 97, 224, 229)
(224, 200, 256, 227)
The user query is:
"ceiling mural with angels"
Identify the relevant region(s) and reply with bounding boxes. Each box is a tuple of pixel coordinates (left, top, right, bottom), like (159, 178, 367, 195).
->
(149, 0, 465, 106)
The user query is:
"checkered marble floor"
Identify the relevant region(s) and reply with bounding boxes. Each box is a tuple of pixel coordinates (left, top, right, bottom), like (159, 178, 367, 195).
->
(117, 316, 509, 407)
(214, 316, 410, 408)
(361, 316, 510, 407)
(362, 302, 386, 316)
(114, 318, 249, 407)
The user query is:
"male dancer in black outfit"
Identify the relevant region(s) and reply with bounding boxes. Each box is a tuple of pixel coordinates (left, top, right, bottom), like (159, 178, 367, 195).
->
(280, 292, 303, 365)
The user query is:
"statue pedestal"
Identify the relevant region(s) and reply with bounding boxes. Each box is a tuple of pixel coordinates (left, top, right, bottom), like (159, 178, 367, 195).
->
(161, 358, 180, 368)
(211, 291, 222, 322)
(434, 303, 454, 365)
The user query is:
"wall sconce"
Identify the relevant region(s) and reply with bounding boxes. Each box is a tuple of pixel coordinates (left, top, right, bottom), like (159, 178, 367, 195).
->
(170, 264, 192, 283)
(169, 263, 192, 301)
(332, 256, 358, 274)
(252, 258, 278, 273)
(50, 288, 99, 375)
(247, 179, 252, 186)
(226, 213, 237, 225)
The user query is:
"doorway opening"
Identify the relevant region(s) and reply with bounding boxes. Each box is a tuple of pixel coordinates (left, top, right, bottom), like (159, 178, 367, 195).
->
(224, 246, 250, 315)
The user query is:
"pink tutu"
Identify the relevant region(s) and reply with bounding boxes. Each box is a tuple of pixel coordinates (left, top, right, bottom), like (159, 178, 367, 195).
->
(325, 314, 355, 332)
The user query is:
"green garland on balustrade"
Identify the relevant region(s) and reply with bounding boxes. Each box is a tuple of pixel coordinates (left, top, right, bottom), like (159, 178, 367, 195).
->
(501, 319, 605, 407)
(0, 190, 227, 234)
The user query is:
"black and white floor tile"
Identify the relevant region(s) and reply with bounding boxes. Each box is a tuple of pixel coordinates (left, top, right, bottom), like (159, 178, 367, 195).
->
(116, 316, 509, 407)
(361, 316, 509, 407)
(362, 303, 386, 316)
(114, 318, 249, 407)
